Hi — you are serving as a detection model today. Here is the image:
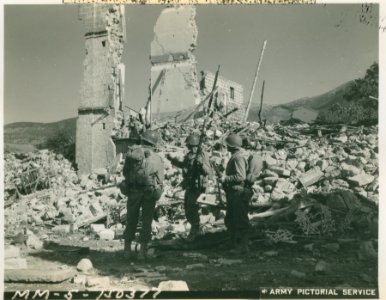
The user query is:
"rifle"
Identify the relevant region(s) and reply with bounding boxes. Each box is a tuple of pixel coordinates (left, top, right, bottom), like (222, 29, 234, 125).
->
(191, 65, 221, 188)
(210, 161, 226, 208)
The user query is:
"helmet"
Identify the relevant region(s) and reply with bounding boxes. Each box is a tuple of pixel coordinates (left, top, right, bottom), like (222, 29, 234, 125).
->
(185, 134, 200, 146)
(225, 134, 242, 149)
(140, 130, 159, 146)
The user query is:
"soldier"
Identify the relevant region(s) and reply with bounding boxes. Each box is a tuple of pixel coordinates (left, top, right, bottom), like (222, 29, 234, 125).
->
(122, 130, 164, 260)
(221, 133, 251, 254)
(166, 134, 213, 241)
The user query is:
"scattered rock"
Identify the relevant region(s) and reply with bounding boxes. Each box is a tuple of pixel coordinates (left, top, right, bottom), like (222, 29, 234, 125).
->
(77, 258, 93, 272)
(5, 258, 28, 270)
(264, 251, 278, 257)
(4, 245, 21, 258)
(158, 280, 189, 291)
(86, 276, 110, 287)
(5, 268, 76, 283)
(322, 243, 340, 253)
(315, 260, 329, 274)
(73, 274, 87, 285)
(290, 270, 306, 278)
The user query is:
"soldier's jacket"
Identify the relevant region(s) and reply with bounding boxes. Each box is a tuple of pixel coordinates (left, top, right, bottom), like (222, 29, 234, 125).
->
(223, 149, 248, 191)
(123, 146, 164, 192)
(169, 150, 212, 191)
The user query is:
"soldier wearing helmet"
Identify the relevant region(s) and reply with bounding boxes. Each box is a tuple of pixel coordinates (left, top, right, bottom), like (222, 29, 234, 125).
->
(221, 133, 251, 254)
(122, 130, 164, 260)
(166, 133, 213, 241)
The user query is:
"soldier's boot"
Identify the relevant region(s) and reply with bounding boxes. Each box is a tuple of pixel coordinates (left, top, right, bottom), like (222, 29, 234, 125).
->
(187, 224, 200, 241)
(123, 240, 133, 260)
(137, 243, 148, 261)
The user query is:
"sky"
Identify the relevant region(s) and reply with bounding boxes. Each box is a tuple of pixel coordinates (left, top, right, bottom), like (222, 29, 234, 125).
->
(3, 3, 379, 124)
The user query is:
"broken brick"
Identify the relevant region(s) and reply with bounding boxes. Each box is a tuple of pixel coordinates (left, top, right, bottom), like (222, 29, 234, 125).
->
(299, 166, 323, 187)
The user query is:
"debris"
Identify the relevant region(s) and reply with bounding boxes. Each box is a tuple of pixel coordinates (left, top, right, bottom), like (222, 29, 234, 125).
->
(98, 229, 115, 241)
(315, 260, 329, 273)
(77, 258, 93, 272)
(4, 245, 21, 259)
(186, 263, 205, 270)
(86, 276, 110, 287)
(215, 258, 242, 266)
(263, 251, 278, 257)
(158, 280, 189, 291)
(73, 274, 87, 285)
(290, 270, 306, 278)
(348, 173, 375, 187)
(299, 167, 324, 187)
(322, 243, 340, 253)
(358, 241, 377, 260)
(26, 234, 43, 250)
(90, 224, 106, 234)
(5, 258, 28, 270)
(5, 268, 75, 282)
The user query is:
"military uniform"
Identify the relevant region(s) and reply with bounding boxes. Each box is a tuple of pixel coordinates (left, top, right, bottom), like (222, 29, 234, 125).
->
(172, 151, 212, 228)
(123, 144, 164, 253)
(223, 148, 250, 241)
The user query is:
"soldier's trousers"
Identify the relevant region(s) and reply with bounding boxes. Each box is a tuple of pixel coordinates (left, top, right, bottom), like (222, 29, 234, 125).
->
(224, 188, 251, 238)
(184, 189, 201, 227)
(124, 189, 157, 244)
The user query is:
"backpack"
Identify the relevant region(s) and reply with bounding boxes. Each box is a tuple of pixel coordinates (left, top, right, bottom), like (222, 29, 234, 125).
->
(245, 151, 264, 186)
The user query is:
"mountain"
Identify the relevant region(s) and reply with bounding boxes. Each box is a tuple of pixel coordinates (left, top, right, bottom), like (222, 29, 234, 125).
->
(247, 81, 353, 123)
(4, 118, 76, 150)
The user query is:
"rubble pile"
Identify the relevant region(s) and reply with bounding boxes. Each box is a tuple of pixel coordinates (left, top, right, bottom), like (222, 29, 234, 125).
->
(4, 122, 378, 246)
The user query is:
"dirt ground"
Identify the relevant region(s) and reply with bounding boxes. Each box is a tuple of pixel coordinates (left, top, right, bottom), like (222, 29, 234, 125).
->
(4, 232, 378, 294)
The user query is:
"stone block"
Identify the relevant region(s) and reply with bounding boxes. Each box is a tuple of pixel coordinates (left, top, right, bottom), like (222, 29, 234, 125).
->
(5, 268, 76, 283)
(98, 229, 115, 241)
(73, 274, 87, 285)
(77, 258, 93, 272)
(86, 276, 110, 287)
(26, 234, 43, 250)
(299, 167, 323, 187)
(5, 245, 21, 259)
(270, 190, 286, 201)
(274, 178, 296, 194)
(89, 201, 104, 216)
(264, 155, 277, 167)
(52, 225, 71, 234)
(341, 163, 361, 177)
(269, 166, 290, 177)
(348, 173, 375, 187)
(158, 280, 189, 291)
(263, 177, 278, 185)
(316, 160, 329, 171)
(264, 185, 273, 192)
(296, 161, 306, 172)
(5, 258, 28, 270)
(90, 224, 106, 234)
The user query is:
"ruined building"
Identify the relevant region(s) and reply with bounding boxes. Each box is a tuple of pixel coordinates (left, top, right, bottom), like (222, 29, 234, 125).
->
(150, 6, 201, 121)
(76, 5, 126, 174)
(200, 71, 245, 121)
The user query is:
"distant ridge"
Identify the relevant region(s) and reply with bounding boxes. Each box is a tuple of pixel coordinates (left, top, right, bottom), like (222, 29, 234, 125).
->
(4, 117, 76, 147)
(2, 78, 367, 150)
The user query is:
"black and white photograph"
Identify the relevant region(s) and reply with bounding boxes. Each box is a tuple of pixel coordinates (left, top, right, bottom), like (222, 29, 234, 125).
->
(2, 1, 383, 299)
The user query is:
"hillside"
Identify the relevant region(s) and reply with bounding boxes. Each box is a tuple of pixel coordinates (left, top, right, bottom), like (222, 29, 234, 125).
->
(4, 118, 76, 147)
(248, 81, 355, 123)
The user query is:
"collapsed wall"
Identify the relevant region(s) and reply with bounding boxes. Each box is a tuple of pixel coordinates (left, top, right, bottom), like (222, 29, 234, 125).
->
(77, 4, 126, 174)
(200, 71, 245, 121)
(150, 6, 201, 119)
